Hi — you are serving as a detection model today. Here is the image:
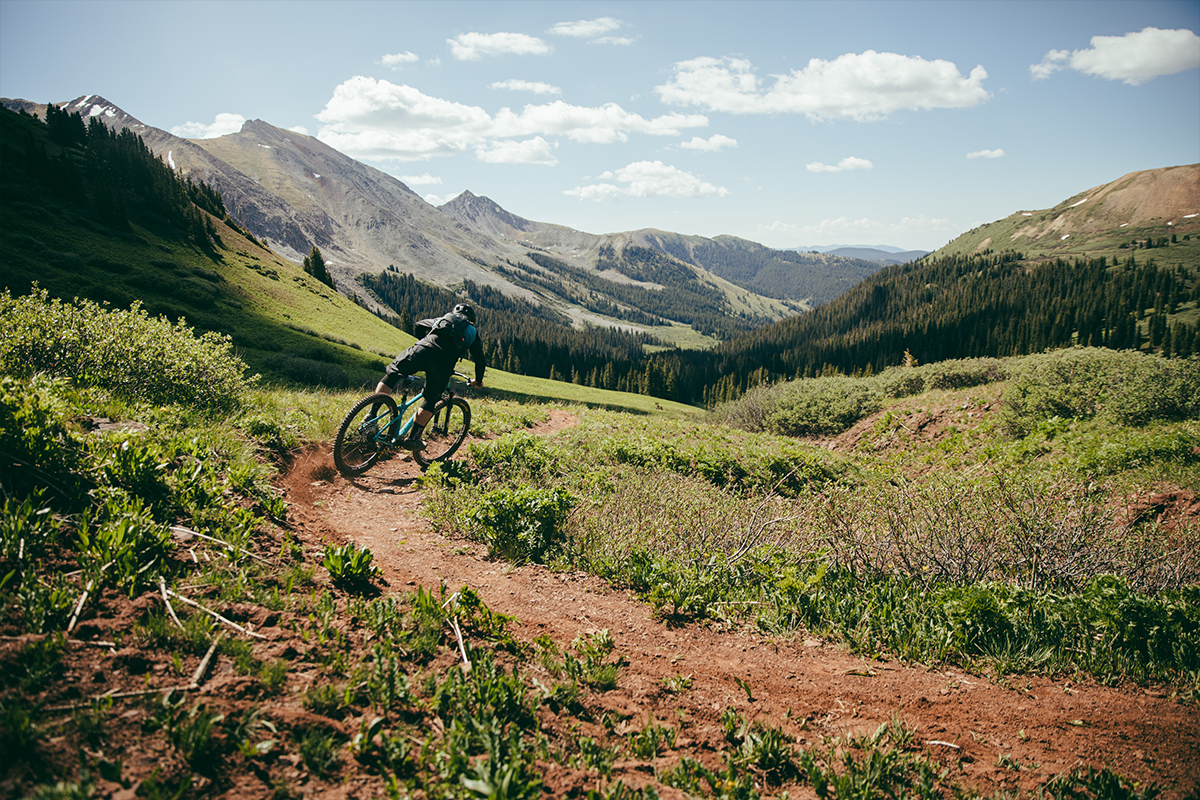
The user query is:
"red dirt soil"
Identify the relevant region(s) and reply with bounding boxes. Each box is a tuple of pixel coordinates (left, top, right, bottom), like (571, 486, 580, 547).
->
(277, 409, 1200, 798)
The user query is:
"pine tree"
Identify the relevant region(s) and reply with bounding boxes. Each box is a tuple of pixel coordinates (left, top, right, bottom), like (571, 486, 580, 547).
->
(303, 246, 334, 289)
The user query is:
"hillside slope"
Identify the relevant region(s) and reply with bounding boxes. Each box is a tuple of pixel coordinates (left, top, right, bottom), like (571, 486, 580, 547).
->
(0, 104, 708, 412)
(937, 163, 1199, 260)
(637, 163, 1200, 403)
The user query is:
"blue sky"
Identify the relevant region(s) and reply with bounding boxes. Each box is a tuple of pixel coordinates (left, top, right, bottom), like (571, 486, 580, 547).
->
(2, 0, 1198, 250)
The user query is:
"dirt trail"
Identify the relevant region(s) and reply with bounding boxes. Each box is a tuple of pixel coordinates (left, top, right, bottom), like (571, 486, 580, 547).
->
(281, 410, 1200, 797)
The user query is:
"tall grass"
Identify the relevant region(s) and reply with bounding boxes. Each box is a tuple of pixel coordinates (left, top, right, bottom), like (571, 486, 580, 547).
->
(427, 371, 1200, 684)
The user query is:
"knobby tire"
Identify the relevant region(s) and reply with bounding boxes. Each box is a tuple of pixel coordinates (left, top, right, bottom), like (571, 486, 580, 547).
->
(333, 393, 398, 476)
(415, 396, 471, 468)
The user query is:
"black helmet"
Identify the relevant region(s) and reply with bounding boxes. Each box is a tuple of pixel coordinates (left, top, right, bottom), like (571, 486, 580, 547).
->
(453, 303, 476, 323)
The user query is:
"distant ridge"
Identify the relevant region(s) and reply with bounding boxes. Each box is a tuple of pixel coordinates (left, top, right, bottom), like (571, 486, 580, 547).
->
(824, 247, 929, 264)
(790, 244, 912, 254)
(440, 193, 887, 307)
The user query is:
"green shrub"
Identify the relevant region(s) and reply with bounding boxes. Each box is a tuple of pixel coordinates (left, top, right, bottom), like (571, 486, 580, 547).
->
(1001, 348, 1200, 436)
(0, 376, 87, 502)
(765, 376, 883, 437)
(715, 376, 883, 435)
(874, 367, 926, 398)
(0, 287, 255, 411)
(323, 542, 381, 592)
(942, 584, 1015, 653)
(467, 485, 574, 564)
(923, 356, 1007, 390)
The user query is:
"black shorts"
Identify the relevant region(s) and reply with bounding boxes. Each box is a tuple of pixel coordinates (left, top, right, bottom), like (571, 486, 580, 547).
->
(381, 342, 454, 412)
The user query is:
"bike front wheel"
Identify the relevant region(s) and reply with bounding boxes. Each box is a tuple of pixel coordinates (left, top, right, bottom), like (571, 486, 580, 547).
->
(414, 397, 471, 467)
(333, 393, 398, 476)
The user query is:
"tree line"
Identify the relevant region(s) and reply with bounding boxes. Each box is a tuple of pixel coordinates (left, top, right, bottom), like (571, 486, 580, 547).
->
(646, 250, 1200, 406)
(10, 104, 235, 247)
(363, 245, 1198, 407)
(360, 268, 680, 393)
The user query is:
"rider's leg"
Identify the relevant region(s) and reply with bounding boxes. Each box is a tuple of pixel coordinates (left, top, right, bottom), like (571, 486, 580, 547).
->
(399, 407, 433, 450)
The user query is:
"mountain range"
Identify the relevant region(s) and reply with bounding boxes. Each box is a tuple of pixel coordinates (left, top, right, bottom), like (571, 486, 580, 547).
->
(1, 95, 894, 340)
(2, 92, 1195, 407)
(787, 244, 930, 264)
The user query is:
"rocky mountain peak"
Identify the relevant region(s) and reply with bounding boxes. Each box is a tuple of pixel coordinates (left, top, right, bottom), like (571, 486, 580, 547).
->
(438, 190, 535, 237)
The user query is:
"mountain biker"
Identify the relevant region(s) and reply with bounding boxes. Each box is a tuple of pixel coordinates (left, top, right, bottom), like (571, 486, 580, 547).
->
(373, 303, 485, 451)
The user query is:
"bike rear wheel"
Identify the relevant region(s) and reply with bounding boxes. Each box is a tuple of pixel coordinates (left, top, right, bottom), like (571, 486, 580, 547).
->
(333, 393, 398, 476)
(414, 396, 471, 467)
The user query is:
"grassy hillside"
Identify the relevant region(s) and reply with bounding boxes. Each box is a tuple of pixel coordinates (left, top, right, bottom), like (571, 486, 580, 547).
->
(0, 106, 700, 418)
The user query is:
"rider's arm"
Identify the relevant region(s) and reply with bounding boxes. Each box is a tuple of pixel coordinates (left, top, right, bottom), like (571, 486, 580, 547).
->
(469, 335, 485, 387)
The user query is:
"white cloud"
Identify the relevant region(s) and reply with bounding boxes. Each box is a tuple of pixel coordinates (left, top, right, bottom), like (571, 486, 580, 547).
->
(492, 101, 707, 144)
(1030, 27, 1200, 85)
(763, 214, 956, 242)
(289, 125, 309, 135)
(549, 17, 623, 38)
(565, 161, 728, 201)
(474, 137, 558, 166)
(316, 77, 707, 161)
(593, 37, 634, 46)
(1029, 49, 1071, 80)
(448, 32, 551, 61)
(491, 79, 562, 96)
(680, 133, 737, 152)
(657, 52, 990, 121)
(316, 77, 490, 160)
(379, 51, 419, 69)
(967, 149, 1005, 159)
(400, 173, 442, 185)
(424, 191, 461, 206)
(806, 156, 873, 173)
(170, 112, 246, 139)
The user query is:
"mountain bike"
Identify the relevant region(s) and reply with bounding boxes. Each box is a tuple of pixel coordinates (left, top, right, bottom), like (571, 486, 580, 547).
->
(333, 372, 472, 475)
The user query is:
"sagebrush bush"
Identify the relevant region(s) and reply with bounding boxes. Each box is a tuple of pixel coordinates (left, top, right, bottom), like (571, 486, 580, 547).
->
(709, 382, 778, 431)
(1001, 348, 1200, 436)
(765, 376, 883, 437)
(873, 357, 1008, 398)
(819, 474, 1199, 593)
(0, 287, 255, 411)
